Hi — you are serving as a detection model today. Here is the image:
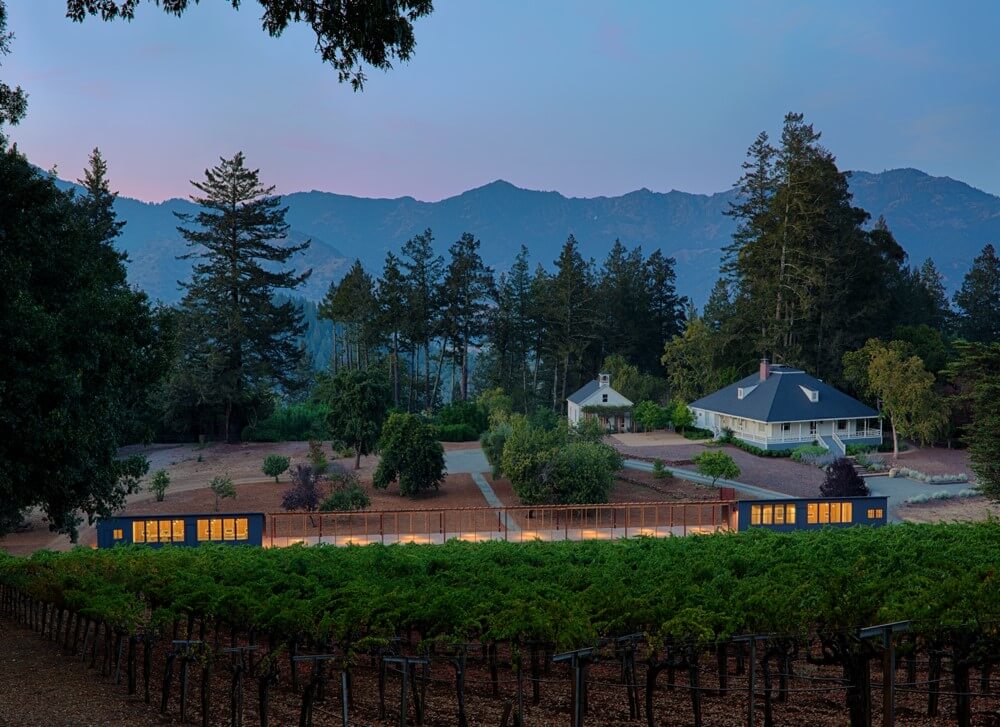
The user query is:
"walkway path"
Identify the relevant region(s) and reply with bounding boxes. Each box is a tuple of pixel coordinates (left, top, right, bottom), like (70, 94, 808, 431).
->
(445, 448, 520, 533)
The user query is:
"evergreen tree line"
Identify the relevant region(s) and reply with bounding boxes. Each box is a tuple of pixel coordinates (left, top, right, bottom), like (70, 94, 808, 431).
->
(663, 112, 1000, 407)
(317, 234, 687, 416)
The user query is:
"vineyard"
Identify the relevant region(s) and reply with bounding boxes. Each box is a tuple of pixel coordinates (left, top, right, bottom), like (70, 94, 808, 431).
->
(2, 523, 1000, 726)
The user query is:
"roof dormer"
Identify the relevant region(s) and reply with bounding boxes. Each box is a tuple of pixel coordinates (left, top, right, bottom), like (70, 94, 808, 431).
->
(737, 384, 758, 400)
(799, 385, 819, 403)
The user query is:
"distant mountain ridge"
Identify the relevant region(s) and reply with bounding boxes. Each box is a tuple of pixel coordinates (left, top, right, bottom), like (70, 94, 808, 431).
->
(55, 168, 999, 306)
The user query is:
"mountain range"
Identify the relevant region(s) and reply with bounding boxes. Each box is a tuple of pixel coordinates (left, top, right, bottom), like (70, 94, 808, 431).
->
(56, 168, 999, 307)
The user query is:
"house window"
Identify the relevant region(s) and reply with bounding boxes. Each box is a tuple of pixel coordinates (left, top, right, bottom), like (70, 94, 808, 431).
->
(806, 501, 853, 524)
(749, 504, 795, 527)
(172, 519, 185, 540)
(867, 508, 884, 520)
(781, 423, 791, 432)
(809, 421, 817, 435)
(112, 528, 123, 540)
(196, 517, 249, 541)
(837, 420, 847, 431)
(133, 521, 146, 543)
(602, 394, 608, 403)
(197, 519, 210, 541)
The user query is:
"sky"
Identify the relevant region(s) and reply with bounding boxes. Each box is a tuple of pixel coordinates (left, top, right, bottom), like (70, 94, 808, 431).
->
(3, 1, 1000, 202)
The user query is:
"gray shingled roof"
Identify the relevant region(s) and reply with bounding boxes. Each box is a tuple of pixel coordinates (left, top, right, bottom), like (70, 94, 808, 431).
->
(689, 366, 878, 422)
(567, 379, 602, 405)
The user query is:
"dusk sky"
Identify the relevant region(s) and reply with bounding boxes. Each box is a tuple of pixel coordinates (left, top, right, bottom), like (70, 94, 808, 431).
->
(5, 1, 999, 202)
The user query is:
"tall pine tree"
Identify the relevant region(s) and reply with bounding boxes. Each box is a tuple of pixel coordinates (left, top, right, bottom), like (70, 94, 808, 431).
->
(954, 244, 1000, 343)
(173, 153, 310, 442)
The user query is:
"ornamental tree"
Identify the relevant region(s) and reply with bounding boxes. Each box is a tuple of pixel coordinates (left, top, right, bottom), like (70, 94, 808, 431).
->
(262, 454, 291, 483)
(210, 475, 237, 512)
(149, 470, 171, 502)
(672, 401, 695, 433)
(693, 450, 740, 486)
(319, 367, 390, 469)
(821, 458, 869, 497)
(281, 465, 322, 512)
(374, 413, 445, 496)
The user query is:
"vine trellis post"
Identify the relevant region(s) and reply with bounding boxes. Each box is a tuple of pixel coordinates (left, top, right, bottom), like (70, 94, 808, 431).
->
(733, 634, 769, 727)
(552, 646, 597, 727)
(858, 621, 910, 727)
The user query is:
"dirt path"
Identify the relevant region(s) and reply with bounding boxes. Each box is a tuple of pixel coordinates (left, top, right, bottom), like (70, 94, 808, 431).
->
(0, 619, 171, 726)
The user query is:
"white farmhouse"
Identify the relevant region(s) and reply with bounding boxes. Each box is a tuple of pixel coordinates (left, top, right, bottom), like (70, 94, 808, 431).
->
(688, 360, 882, 455)
(567, 373, 634, 432)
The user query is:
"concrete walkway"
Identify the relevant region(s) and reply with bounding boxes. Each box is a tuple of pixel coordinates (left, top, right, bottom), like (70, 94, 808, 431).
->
(445, 448, 520, 533)
(623, 459, 788, 500)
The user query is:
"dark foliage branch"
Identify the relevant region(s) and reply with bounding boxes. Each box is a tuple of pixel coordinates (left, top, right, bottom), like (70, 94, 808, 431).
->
(63, 0, 434, 90)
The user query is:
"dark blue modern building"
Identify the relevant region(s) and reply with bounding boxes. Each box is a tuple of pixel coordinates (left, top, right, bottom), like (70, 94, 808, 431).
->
(96, 512, 266, 548)
(735, 496, 888, 532)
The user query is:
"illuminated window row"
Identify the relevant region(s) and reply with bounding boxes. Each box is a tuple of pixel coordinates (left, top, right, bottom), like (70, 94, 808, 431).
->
(806, 501, 853, 525)
(133, 519, 185, 543)
(196, 517, 249, 542)
(750, 503, 797, 526)
(867, 508, 884, 519)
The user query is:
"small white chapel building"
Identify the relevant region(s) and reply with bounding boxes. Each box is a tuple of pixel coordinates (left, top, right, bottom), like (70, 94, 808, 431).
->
(566, 373, 634, 432)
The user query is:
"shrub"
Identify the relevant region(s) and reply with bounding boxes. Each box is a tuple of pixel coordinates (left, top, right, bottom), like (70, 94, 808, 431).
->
(692, 450, 740, 486)
(501, 417, 568, 504)
(477, 387, 513, 424)
(855, 454, 887, 473)
(681, 427, 714, 441)
(633, 401, 672, 432)
(243, 402, 330, 442)
(307, 440, 328, 475)
(374, 413, 446, 497)
(527, 407, 560, 431)
(481, 422, 513, 477)
(790, 444, 834, 468)
(845, 443, 875, 456)
(652, 459, 671, 479)
(262, 454, 291, 483)
(672, 402, 694, 433)
(320, 479, 371, 512)
(542, 441, 624, 504)
(572, 416, 606, 444)
(434, 423, 479, 442)
(210, 475, 236, 512)
(149, 470, 170, 502)
(435, 400, 488, 436)
(725, 438, 792, 458)
(821, 458, 869, 497)
(281, 465, 321, 511)
(890, 467, 969, 484)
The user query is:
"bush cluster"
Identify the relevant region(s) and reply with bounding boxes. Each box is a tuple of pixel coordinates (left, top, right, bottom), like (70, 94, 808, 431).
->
(435, 401, 488, 437)
(433, 423, 479, 442)
(243, 402, 330, 442)
(905, 488, 979, 504)
(493, 416, 623, 505)
(721, 437, 792, 458)
(681, 427, 714, 441)
(790, 444, 835, 468)
(888, 467, 969, 484)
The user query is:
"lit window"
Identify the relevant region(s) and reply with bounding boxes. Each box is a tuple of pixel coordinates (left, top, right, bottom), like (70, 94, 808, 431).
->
(132, 522, 146, 543)
(818, 502, 830, 524)
(807, 503, 818, 524)
(774, 505, 785, 525)
(146, 520, 160, 542)
(112, 528, 123, 540)
(210, 518, 223, 540)
(867, 508, 884, 520)
(786, 504, 796, 524)
(197, 519, 210, 542)
(172, 519, 185, 541)
(750, 505, 761, 526)
(830, 501, 842, 524)
(223, 518, 236, 541)
(842, 502, 853, 522)
(762, 506, 773, 525)
(235, 518, 249, 540)
(159, 520, 172, 542)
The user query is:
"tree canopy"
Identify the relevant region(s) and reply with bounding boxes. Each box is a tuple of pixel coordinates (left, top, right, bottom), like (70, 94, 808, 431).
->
(373, 412, 445, 496)
(0, 145, 166, 538)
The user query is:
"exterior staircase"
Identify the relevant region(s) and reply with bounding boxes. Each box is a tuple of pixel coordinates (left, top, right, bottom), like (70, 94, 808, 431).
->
(818, 434, 846, 457)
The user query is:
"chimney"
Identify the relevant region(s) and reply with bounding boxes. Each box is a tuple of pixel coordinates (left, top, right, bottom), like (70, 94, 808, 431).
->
(598, 373, 610, 388)
(759, 358, 770, 382)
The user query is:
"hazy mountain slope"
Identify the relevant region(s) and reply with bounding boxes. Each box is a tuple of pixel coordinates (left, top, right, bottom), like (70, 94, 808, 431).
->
(54, 168, 1000, 306)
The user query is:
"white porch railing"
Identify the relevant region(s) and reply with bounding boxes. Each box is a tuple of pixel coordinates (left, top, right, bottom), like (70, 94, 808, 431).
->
(840, 429, 881, 440)
(831, 432, 846, 454)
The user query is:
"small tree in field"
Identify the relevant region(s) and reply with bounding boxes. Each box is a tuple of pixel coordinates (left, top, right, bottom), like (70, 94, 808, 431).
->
(693, 450, 740, 486)
(374, 413, 446, 497)
(149, 470, 170, 502)
(307, 440, 328, 474)
(821, 458, 870, 497)
(672, 401, 694, 434)
(262, 454, 290, 483)
(281, 465, 322, 511)
(210, 475, 236, 511)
